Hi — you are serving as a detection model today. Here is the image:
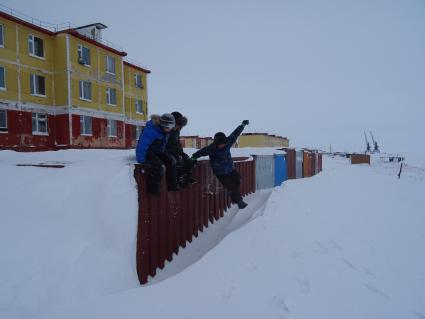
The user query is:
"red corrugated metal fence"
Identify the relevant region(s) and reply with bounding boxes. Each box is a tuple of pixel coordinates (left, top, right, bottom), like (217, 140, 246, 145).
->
(133, 158, 255, 284)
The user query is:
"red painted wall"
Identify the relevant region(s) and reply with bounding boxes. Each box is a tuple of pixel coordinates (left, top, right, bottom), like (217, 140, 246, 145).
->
(0, 110, 57, 151)
(72, 115, 126, 149)
(0, 110, 139, 151)
(125, 124, 137, 148)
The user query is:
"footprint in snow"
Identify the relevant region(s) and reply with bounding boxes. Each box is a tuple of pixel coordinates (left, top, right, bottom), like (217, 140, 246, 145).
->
(270, 295, 291, 318)
(330, 240, 343, 252)
(341, 258, 356, 270)
(222, 285, 236, 300)
(295, 277, 311, 294)
(361, 266, 374, 277)
(313, 241, 329, 254)
(364, 283, 390, 300)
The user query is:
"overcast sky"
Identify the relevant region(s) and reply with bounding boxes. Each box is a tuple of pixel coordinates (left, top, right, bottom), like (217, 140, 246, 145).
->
(6, 0, 425, 152)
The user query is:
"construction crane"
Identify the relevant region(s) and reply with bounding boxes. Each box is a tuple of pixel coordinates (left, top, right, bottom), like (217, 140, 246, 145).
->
(364, 131, 371, 153)
(370, 131, 380, 153)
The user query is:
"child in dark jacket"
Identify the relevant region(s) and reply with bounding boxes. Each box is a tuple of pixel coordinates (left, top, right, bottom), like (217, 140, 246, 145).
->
(136, 113, 179, 196)
(191, 120, 249, 209)
(166, 111, 195, 187)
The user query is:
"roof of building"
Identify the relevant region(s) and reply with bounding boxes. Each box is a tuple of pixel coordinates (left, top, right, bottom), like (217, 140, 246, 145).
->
(0, 9, 150, 67)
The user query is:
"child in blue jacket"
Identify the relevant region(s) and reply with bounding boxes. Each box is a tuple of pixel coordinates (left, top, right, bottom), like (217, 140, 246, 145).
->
(191, 120, 249, 209)
(136, 113, 179, 196)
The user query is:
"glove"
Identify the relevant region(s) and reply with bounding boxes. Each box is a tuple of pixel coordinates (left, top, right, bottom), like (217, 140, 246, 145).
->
(242, 120, 249, 126)
(190, 156, 198, 165)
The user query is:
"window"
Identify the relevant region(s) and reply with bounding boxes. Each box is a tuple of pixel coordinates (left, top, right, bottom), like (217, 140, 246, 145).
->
(28, 35, 44, 58)
(0, 109, 7, 132)
(77, 44, 91, 66)
(135, 99, 143, 114)
(107, 119, 117, 137)
(106, 88, 117, 105)
(30, 74, 46, 96)
(0, 66, 5, 89)
(106, 56, 115, 74)
(79, 80, 92, 101)
(80, 116, 92, 135)
(135, 125, 143, 140)
(135, 74, 143, 88)
(0, 24, 4, 47)
(32, 113, 48, 134)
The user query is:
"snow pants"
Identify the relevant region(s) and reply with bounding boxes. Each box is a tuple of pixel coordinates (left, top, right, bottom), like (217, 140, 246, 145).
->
(216, 170, 242, 203)
(145, 152, 178, 195)
(175, 153, 195, 186)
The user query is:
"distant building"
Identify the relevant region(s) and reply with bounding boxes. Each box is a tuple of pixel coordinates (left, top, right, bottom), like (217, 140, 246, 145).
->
(197, 136, 213, 148)
(0, 7, 150, 151)
(180, 136, 199, 148)
(237, 133, 289, 148)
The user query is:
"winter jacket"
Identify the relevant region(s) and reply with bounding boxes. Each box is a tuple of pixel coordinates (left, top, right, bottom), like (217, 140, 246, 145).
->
(192, 124, 245, 176)
(136, 120, 169, 163)
(166, 129, 184, 158)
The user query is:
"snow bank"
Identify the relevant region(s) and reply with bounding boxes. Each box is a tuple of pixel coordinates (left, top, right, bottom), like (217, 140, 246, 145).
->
(1, 150, 425, 319)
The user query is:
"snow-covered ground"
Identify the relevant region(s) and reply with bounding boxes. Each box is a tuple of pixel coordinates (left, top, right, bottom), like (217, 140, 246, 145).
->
(1, 149, 424, 319)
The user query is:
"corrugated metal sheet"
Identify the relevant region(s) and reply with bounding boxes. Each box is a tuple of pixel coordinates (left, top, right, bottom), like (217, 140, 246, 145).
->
(282, 148, 296, 179)
(318, 153, 323, 172)
(253, 155, 275, 190)
(274, 154, 287, 186)
(303, 151, 312, 177)
(311, 152, 316, 176)
(296, 150, 303, 178)
(133, 159, 255, 284)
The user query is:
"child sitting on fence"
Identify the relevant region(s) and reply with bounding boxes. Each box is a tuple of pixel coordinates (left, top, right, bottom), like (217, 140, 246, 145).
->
(191, 120, 249, 209)
(166, 111, 196, 188)
(136, 113, 180, 196)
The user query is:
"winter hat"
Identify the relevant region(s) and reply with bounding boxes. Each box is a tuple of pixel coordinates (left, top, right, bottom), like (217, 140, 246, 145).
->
(171, 111, 188, 127)
(214, 132, 227, 145)
(159, 113, 175, 129)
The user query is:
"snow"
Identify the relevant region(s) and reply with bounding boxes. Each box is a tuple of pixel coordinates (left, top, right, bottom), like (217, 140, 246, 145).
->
(1, 149, 425, 319)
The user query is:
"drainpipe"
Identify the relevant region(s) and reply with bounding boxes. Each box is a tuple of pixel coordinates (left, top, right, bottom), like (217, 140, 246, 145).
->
(65, 34, 73, 146)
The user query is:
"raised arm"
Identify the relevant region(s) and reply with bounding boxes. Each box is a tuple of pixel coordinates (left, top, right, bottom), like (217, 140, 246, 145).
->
(226, 120, 249, 147)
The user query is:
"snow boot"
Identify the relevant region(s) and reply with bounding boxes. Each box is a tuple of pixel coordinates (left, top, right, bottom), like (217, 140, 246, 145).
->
(237, 200, 248, 209)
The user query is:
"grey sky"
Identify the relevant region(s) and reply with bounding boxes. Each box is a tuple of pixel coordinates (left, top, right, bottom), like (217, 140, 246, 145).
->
(5, 0, 425, 151)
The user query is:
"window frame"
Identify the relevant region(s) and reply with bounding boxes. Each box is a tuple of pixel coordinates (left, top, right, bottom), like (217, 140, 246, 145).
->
(135, 99, 143, 114)
(106, 55, 116, 75)
(106, 87, 117, 106)
(135, 125, 143, 140)
(0, 24, 4, 48)
(31, 112, 48, 135)
(79, 80, 92, 102)
(77, 44, 91, 66)
(28, 34, 45, 59)
(107, 119, 117, 137)
(0, 109, 7, 132)
(30, 73, 46, 97)
(0, 66, 6, 90)
(80, 115, 93, 136)
(134, 73, 143, 88)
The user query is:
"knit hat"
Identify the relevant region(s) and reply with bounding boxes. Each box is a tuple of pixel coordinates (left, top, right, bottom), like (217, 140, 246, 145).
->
(171, 111, 188, 127)
(159, 113, 175, 129)
(213, 132, 227, 145)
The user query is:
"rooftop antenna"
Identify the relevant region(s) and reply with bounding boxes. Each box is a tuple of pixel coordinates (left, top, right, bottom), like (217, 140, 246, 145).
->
(364, 131, 371, 153)
(370, 131, 380, 153)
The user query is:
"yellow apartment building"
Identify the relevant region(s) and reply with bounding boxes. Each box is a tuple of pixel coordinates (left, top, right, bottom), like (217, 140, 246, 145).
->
(0, 7, 150, 150)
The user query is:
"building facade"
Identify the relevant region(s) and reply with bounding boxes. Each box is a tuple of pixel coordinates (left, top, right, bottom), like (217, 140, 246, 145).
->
(237, 133, 289, 148)
(0, 9, 149, 151)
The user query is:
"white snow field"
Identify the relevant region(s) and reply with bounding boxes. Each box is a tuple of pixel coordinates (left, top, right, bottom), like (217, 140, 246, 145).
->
(1, 149, 424, 319)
